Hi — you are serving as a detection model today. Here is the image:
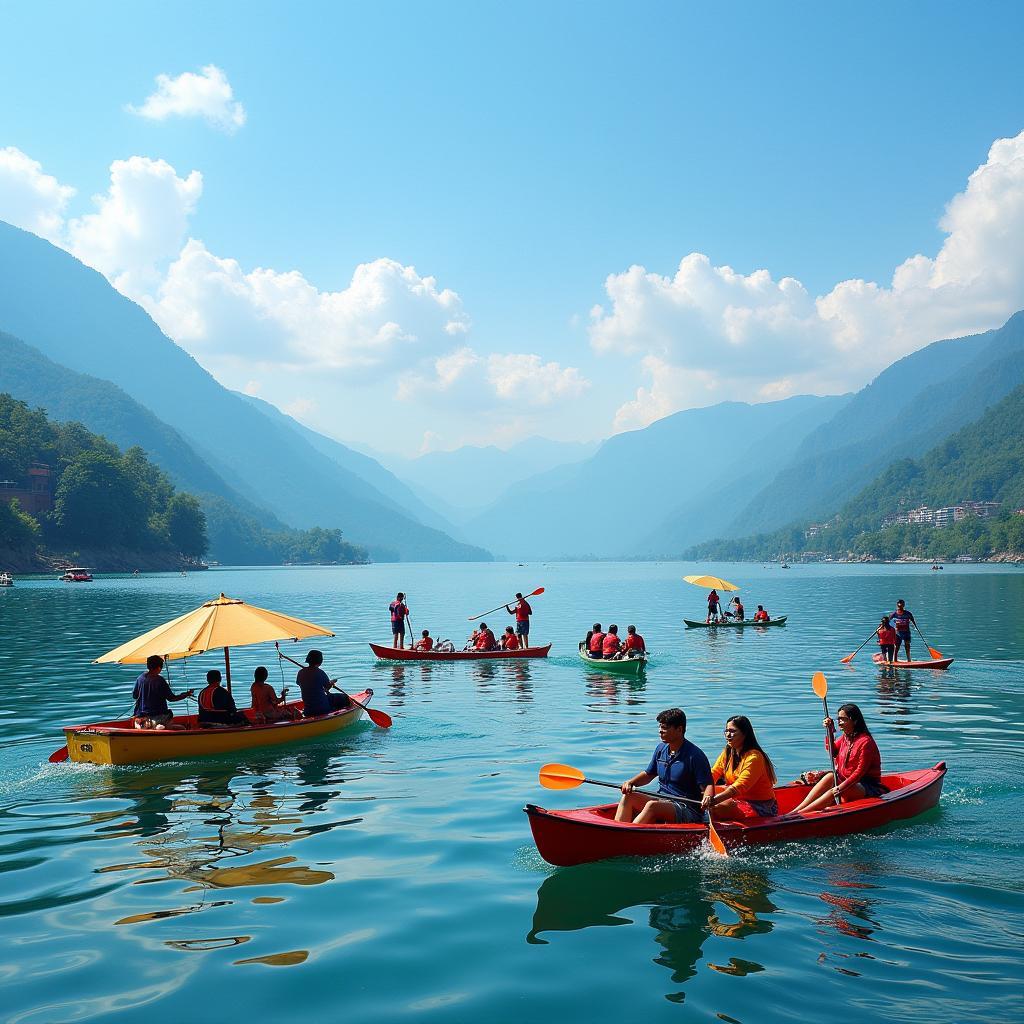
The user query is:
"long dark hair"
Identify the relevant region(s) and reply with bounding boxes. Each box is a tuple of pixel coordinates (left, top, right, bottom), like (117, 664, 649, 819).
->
(837, 702, 870, 738)
(721, 715, 777, 783)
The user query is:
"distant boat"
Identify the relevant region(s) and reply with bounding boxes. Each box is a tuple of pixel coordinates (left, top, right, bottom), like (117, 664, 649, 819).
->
(781, 563, 790, 569)
(59, 567, 93, 583)
(0, 572, 13, 587)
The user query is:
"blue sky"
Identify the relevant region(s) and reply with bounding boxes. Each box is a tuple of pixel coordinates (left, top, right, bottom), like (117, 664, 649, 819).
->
(2, 2, 1024, 454)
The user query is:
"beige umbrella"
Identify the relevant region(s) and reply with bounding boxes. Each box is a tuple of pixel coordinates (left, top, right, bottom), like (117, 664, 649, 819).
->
(682, 574, 740, 592)
(95, 593, 334, 690)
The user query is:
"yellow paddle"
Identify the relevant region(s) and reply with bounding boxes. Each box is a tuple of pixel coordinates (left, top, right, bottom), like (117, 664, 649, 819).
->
(538, 763, 728, 856)
(812, 672, 841, 806)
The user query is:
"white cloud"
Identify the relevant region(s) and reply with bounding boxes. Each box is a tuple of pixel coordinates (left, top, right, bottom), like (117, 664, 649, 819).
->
(0, 146, 76, 242)
(128, 65, 246, 132)
(397, 347, 589, 406)
(595, 129, 1024, 428)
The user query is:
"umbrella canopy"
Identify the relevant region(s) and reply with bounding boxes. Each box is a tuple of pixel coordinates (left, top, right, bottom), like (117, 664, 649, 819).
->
(682, 575, 740, 592)
(95, 593, 334, 665)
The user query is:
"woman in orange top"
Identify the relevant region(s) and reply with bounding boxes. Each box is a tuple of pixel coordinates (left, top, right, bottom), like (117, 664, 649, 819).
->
(701, 715, 779, 819)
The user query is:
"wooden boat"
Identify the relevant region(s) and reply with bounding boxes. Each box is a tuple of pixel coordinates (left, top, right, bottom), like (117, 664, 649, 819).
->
(57, 689, 374, 766)
(684, 616, 787, 628)
(872, 653, 953, 670)
(578, 648, 647, 676)
(60, 567, 93, 582)
(369, 642, 551, 661)
(525, 763, 946, 866)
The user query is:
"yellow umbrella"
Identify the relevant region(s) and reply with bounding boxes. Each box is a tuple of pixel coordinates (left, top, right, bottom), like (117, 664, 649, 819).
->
(95, 593, 334, 690)
(682, 574, 740, 592)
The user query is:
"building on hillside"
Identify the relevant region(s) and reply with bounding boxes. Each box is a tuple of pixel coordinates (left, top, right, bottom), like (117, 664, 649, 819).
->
(958, 500, 1001, 520)
(0, 462, 53, 515)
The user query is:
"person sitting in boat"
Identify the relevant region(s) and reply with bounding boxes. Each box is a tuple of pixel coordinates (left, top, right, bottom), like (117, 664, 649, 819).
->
(198, 670, 250, 727)
(753, 605, 770, 622)
(465, 628, 480, 651)
(889, 600, 917, 662)
(623, 625, 646, 656)
(414, 630, 434, 652)
(250, 665, 296, 722)
(474, 623, 498, 651)
(876, 616, 897, 665)
(614, 707, 712, 825)
(602, 624, 622, 659)
(583, 623, 605, 659)
(792, 702, 888, 813)
(501, 626, 521, 650)
(132, 655, 194, 730)
(701, 715, 779, 819)
(296, 649, 351, 717)
(707, 589, 721, 623)
(725, 596, 745, 621)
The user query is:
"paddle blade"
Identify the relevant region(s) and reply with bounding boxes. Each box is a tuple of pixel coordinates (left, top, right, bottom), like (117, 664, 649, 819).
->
(529, 587, 545, 597)
(366, 707, 393, 729)
(707, 819, 728, 856)
(927, 645, 944, 660)
(812, 671, 828, 700)
(539, 763, 586, 790)
(839, 652, 856, 664)
(48, 746, 70, 763)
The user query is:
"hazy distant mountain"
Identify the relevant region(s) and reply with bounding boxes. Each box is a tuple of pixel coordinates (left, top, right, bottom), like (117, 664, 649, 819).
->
(721, 311, 1024, 538)
(0, 220, 489, 562)
(381, 437, 600, 521)
(464, 394, 847, 558)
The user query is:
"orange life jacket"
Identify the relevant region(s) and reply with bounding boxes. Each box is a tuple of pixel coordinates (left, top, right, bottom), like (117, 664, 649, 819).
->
(199, 684, 219, 712)
(589, 631, 605, 653)
(602, 633, 621, 656)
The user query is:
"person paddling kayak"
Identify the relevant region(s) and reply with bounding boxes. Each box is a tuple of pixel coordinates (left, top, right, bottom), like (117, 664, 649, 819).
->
(506, 592, 533, 649)
(889, 600, 917, 662)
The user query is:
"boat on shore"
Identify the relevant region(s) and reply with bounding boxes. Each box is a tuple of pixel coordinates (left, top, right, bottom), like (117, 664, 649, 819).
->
(872, 653, 953, 670)
(525, 763, 946, 866)
(577, 648, 647, 676)
(59, 567, 93, 582)
(369, 642, 551, 661)
(684, 616, 787, 628)
(56, 690, 373, 766)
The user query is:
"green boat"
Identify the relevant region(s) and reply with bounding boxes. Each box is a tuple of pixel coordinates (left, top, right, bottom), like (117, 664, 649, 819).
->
(683, 616, 788, 628)
(578, 648, 647, 675)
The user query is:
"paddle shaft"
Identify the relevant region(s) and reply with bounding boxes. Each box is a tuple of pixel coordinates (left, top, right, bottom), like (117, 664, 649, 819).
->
(467, 587, 543, 622)
(584, 775, 701, 807)
(820, 694, 841, 806)
(912, 620, 943, 658)
(841, 627, 879, 664)
(275, 645, 390, 727)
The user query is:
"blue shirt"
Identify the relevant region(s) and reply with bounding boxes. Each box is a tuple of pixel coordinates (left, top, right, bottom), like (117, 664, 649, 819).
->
(296, 666, 331, 716)
(890, 608, 915, 634)
(646, 739, 713, 801)
(133, 672, 172, 715)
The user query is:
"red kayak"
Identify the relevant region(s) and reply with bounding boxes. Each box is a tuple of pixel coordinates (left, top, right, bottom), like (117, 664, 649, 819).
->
(872, 653, 953, 670)
(369, 642, 551, 661)
(525, 763, 946, 866)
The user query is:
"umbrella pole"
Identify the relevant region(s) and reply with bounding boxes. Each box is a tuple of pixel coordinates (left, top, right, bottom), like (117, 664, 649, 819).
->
(224, 647, 232, 692)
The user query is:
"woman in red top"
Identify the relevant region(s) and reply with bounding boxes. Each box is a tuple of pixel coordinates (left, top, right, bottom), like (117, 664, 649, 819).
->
(793, 702, 887, 813)
(876, 616, 896, 664)
(602, 624, 622, 658)
(624, 625, 645, 655)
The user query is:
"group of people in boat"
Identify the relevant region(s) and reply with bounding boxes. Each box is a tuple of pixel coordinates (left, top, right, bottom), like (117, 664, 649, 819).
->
(131, 650, 350, 730)
(705, 590, 771, 624)
(391, 591, 534, 651)
(875, 599, 917, 663)
(581, 623, 646, 659)
(616, 703, 887, 825)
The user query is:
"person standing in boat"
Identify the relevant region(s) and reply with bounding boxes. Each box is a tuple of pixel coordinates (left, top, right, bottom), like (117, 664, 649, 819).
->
(198, 670, 250, 727)
(707, 589, 721, 623)
(505, 593, 533, 649)
(615, 708, 712, 825)
(132, 655, 194, 730)
(876, 616, 897, 665)
(888, 600, 917, 662)
(792, 702, 887, 813)
(296, 649, 351, 717)
(389, 592, 410, 649)
(623, 625, 646, 657)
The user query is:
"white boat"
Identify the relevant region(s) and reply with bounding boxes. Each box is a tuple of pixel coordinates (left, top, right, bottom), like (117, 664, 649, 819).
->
(59, 567, 94, 582)
(0, 572, 13, 587)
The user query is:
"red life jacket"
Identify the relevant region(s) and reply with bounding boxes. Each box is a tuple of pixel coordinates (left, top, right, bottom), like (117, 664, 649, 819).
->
(754, 610, 769, 622)
(504, 633, 520, 650)
(624, 633, 645, 652)
(514, 600, 532, 622)
(589, 631, 605, 653)
(199, 684, 219, 712)
(476, 630, 496, 650)
(415, 637, 433, 651)
(602, 633, 621, 655)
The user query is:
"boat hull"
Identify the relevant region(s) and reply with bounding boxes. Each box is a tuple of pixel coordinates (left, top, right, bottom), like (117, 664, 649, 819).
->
(62, 689, 373, 766)
(525, 764, 946, 866)
(369, 643, 551, 661)
(578, 649, 647, 675)
(872, 653, 953, 670)
(684, 616, 787, 628)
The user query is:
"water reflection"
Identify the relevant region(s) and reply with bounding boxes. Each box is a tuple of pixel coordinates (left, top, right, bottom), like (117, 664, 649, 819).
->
(529, 862, 776, 1002)
(584, 673, 647, 705)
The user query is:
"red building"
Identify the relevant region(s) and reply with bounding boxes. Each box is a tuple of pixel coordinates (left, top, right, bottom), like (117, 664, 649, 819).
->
(0, 462, 53, 516)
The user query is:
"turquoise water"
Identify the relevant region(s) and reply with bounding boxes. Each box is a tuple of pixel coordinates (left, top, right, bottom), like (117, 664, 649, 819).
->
(1, 562, 1022, 1023)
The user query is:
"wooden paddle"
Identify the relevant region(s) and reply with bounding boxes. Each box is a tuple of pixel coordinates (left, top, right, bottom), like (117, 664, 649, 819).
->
(275, 644, 393, 728)
(538, 763, 728, 856)
(840, 627, 878, 664)
(913, 621, 944, 660)
(812, 671, 841, 806)
(467, 586, 544, 622)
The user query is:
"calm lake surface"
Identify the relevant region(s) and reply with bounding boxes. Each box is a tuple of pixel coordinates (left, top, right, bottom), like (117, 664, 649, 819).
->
(1, 562, 1022, 1023)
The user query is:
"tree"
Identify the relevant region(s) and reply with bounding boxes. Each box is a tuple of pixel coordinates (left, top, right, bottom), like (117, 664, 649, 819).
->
(165, 493, 207, 557)
(53, 451, 145, 544)
(0, 498, 40, 548)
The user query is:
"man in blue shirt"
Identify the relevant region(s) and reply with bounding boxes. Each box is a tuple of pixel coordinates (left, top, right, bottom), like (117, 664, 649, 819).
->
(615, 707, 712, 824)
(132, 654, 194, 729)
(296, 650, 352, 718)
(889, 599, 917, 662)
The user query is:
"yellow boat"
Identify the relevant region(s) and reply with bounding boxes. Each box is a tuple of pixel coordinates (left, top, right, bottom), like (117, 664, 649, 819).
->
(60, 690, 373, 766)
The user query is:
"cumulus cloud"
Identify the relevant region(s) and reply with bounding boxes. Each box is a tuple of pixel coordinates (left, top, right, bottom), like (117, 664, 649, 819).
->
(594, 129, 1024, 427)
(397, 347, 589, 406)
(0, 146, 76, 242)
(128, 65, 246, 132)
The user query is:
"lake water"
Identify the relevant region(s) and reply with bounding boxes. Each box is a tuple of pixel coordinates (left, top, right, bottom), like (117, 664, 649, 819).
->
(1, 562, 1022, 1023)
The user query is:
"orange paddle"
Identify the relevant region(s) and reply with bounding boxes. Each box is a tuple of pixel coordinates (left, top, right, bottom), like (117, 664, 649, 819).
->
(840, 628, 878, 664)
(812, 672, 841, 806)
